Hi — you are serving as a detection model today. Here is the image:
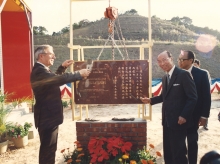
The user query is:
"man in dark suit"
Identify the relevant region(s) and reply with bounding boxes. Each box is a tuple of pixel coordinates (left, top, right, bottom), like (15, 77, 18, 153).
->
(141, 51, 197, 164)
(30, 45, 90, 164)
(178, 50, 211, 164)
(193, 59, 211, 130)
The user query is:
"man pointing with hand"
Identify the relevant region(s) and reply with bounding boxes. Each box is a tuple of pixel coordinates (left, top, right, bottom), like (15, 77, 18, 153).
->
(30, 45, 90, 164)
(141, 50, 197, 164)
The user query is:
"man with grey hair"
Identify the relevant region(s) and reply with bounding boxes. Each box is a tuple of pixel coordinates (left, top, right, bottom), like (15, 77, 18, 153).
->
(30, 45, 90, 164)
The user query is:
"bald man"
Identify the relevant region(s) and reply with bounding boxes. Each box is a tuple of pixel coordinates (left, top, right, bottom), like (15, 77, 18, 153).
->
(141, 51, 197, 164)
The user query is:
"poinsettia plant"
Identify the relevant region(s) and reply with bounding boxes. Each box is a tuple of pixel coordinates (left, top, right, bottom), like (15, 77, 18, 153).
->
(61, 138, 162, 164)
(88, 136, 133, 163)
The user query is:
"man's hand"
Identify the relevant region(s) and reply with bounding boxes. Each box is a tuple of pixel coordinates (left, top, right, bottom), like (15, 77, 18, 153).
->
(79, 69, 90, 77)
(62, 60, 74, 68)
(198, 118, 207, 126)
(140, 97, 151, 104)
(178, 116, 186, 125)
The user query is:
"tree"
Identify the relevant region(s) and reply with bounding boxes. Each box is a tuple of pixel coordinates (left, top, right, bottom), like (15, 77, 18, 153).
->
(33, 26, 48, 35)
(124, 9, 138, 15)
(61, 26, 69, 34)
(79, 19, 90, 27)
(180, 16, 192, 27)
(73, 23, 80, 30)
(33, 26, 38, 35)
(171, 16, 181, 25)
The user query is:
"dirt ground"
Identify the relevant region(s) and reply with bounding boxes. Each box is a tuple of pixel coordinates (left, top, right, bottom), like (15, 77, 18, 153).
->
(0, 94, 219, 164)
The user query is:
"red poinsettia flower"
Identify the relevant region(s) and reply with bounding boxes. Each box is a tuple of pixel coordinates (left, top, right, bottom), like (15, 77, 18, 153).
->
(107, 137, 132, 154)
(121, 141, 132, 153)
(90, 148, 109, 163)
(88, 137, 107, 154)
(110, 147, 119, 156)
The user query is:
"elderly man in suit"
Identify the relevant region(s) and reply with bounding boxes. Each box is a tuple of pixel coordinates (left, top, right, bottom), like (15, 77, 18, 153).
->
(30, 45, 90, 164)
(178, 50, 211, 164)
(193, 59, 211, 130)
(141, 50, 197, 164)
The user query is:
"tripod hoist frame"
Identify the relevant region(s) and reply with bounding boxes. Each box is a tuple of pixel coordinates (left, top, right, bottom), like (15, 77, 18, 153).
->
(69, 0, 153, 121)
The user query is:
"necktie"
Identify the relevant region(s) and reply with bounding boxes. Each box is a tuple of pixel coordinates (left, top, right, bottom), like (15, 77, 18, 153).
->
(167, 74, 170, 86)
(188, 71, 193, 80)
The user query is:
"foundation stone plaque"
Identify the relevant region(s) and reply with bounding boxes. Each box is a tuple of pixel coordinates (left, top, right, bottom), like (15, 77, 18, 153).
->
(74, 60, 149, 104)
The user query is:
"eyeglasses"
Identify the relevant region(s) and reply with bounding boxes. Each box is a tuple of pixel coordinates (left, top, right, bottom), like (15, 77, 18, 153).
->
(157, 57, 170, 64)
(177, 58, 189, 62)
(41, 53, 55, 57)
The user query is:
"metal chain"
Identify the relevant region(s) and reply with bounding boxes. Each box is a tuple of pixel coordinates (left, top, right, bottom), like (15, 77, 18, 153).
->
(110, 35, 125, 60)
(109, 20, 115, 60)
(114, 23, 126, 60)
(97, 15, 128, 60)
(96, 35, 111, 61)
(117, 16, 129, 60)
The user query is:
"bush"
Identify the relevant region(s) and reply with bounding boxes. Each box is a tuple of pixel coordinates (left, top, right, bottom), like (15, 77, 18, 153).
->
(7, 122, 32, 138)
(62, 100, 69, 108)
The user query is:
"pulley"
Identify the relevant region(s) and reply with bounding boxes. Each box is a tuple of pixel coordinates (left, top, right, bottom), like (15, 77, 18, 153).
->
(104, 7, 118, 20)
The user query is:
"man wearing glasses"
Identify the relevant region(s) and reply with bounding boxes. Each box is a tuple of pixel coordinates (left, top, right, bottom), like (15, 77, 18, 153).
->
(30, 45, 90, 164)
(141, 50, 197, 164)
(178, 50, 211, 164)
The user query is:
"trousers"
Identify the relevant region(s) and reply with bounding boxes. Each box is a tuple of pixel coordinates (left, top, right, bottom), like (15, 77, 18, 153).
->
(38, 126, 59, 164)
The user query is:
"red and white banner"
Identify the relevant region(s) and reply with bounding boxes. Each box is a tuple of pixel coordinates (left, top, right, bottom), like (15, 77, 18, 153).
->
(60, 81, 220, 98)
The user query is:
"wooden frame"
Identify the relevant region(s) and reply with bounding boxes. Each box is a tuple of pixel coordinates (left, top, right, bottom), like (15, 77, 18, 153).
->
(69, 0, 153, 121)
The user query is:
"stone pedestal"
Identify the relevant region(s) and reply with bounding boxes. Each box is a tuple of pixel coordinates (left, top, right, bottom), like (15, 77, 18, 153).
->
(76, 118, 147, 150)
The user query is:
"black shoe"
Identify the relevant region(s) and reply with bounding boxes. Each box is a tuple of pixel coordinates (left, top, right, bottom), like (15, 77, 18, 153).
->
(203, 126, 209, 130)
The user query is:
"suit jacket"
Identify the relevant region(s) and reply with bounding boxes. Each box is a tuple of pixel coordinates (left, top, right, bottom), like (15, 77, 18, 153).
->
(30, 63, 82, 129)
(191, 66, 211, 124)
(151, 66, 197, 130)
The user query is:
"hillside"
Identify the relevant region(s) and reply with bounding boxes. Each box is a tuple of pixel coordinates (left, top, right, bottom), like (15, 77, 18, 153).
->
(34, 36, 220, 78)
(62, 15, 197, 42)
(34, 14, 220, 78)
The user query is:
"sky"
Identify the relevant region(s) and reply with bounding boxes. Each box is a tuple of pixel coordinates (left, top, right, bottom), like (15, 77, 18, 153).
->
(28, 0, 220, 35)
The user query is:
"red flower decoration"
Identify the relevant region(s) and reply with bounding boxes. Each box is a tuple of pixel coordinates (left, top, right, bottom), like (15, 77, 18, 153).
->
(90, 149, 109, 163)
(88, 137, 107, 154)
(107, 136, 132, 155)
